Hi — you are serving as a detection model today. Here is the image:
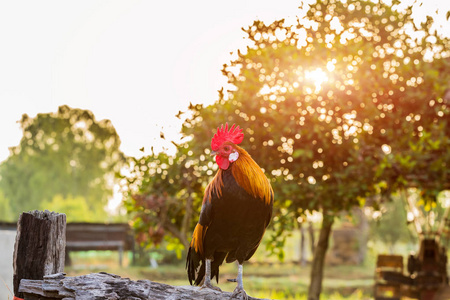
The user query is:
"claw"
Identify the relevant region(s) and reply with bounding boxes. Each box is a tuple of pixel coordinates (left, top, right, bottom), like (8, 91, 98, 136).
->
(229, 287, 248, 300)
(200, 259, 222, 292)
(200, 282, 222, 292)
(229, 263, 248, 299)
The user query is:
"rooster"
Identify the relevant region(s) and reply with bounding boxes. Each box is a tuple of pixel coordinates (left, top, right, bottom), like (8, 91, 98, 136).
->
(186, 123, 274, 299)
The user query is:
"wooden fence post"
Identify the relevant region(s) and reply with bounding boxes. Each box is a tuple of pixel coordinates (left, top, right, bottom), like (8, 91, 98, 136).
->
(13, 210, 66, 299)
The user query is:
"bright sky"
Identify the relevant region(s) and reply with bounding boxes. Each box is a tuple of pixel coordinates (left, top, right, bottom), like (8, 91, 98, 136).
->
(0, 0, 448, 163)
(0, 0, 303, 163)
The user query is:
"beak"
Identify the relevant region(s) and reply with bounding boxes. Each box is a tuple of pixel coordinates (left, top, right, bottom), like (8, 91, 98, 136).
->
(210, 150, 217, 156)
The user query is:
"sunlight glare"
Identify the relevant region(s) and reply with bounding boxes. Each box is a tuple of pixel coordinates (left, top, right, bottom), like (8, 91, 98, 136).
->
(326, 59, 336, 72)
(306, 210, 323, 223)
(106, 184, 124, 215)
(304, 68, 328, 92)
(381, 144, 392, 154)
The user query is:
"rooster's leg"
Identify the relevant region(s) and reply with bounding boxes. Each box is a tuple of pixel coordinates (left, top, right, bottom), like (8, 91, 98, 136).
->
(200, 258, 222, 292)
(229, 264, 248, 300)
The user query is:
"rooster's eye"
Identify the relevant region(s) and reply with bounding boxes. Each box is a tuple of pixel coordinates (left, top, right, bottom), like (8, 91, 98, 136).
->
(224, 146, 230, 151)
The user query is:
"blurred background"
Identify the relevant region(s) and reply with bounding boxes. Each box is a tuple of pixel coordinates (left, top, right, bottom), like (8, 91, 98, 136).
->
(0, 0, 449, 299)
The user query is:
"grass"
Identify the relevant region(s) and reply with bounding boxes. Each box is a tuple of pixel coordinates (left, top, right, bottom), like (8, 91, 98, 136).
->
(64, 251, 374, 299)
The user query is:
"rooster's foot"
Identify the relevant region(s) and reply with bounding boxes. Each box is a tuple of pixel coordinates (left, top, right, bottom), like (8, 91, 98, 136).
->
(200, 282, 222, 292)
(229, 286, 248, 300)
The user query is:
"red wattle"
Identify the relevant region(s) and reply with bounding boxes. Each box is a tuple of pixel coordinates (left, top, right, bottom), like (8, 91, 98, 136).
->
(215, 155, 230, 170)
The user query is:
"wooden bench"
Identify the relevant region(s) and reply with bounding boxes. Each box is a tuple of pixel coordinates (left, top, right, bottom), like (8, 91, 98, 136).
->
(1, 221, 135, 266)
(65, 222, 135, 266)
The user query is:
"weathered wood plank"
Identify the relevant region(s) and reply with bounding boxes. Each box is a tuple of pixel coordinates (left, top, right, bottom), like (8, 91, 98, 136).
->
(13, 210, 66, 299)
(20, 272, 270, 300)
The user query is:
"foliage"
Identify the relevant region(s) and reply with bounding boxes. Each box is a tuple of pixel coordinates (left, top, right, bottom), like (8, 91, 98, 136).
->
(0, 105, 124, 221)
(40, 194, 96, 222)
(0, 188, 13, 222)
(369, 193, 416, 252)
(376, 119, 450, 201)
(120, 146, 204, 253)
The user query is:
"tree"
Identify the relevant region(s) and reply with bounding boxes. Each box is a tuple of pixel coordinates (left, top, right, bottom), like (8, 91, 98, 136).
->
(375, 84, 450, 199)
(0, 188, 13, 222)
(121, 144, 204, 259)
(180, 0, 449, 299)
(41, 195, 96, 222)
(0, 105, 124, 220)
(121, 0, 448, 298)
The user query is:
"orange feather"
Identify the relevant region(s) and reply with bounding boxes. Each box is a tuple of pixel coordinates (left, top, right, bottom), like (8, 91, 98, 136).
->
(190, 223, 206, 255)
(204, 170, 224, 203)
(204, 145, 273, 205)
(232, 146, 273, 205)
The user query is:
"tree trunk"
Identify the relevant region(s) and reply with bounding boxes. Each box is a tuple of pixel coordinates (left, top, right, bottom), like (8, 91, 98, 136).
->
(307, 214, 334, 300)
(299, 222, 307, 266)
(354, 207, 368, 264)
(13, 210, 66, 299)
(309, 221, 316, 255)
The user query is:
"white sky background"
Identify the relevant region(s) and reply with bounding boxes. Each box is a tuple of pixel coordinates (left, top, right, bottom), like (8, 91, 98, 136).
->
(0, 0, 448, 164)
(0, 0, 303, 162)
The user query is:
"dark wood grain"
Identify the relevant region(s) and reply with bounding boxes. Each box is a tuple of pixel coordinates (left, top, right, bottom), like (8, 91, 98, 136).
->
(13, 210, 66, 298)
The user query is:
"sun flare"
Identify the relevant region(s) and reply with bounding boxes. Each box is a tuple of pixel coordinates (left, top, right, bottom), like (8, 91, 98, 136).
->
(305, 68, 328, 92)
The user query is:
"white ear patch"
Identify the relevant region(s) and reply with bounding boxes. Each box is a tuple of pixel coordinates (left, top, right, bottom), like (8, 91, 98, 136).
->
(228, 151, 239, 163)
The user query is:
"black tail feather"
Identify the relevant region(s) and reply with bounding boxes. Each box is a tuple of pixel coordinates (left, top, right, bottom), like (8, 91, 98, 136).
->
(211, 252, 227, 283)
(186, 247, 227, 286)
(186, 246, 204, 285)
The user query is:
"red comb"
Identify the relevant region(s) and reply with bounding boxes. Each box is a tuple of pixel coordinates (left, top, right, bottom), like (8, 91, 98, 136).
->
(211, 123, 244, 151)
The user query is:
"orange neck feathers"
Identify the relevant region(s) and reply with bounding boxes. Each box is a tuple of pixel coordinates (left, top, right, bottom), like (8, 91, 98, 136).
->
(205, 170, 224, 201)
(205, 146, 273, 205)
(232, 146, 273, 205)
